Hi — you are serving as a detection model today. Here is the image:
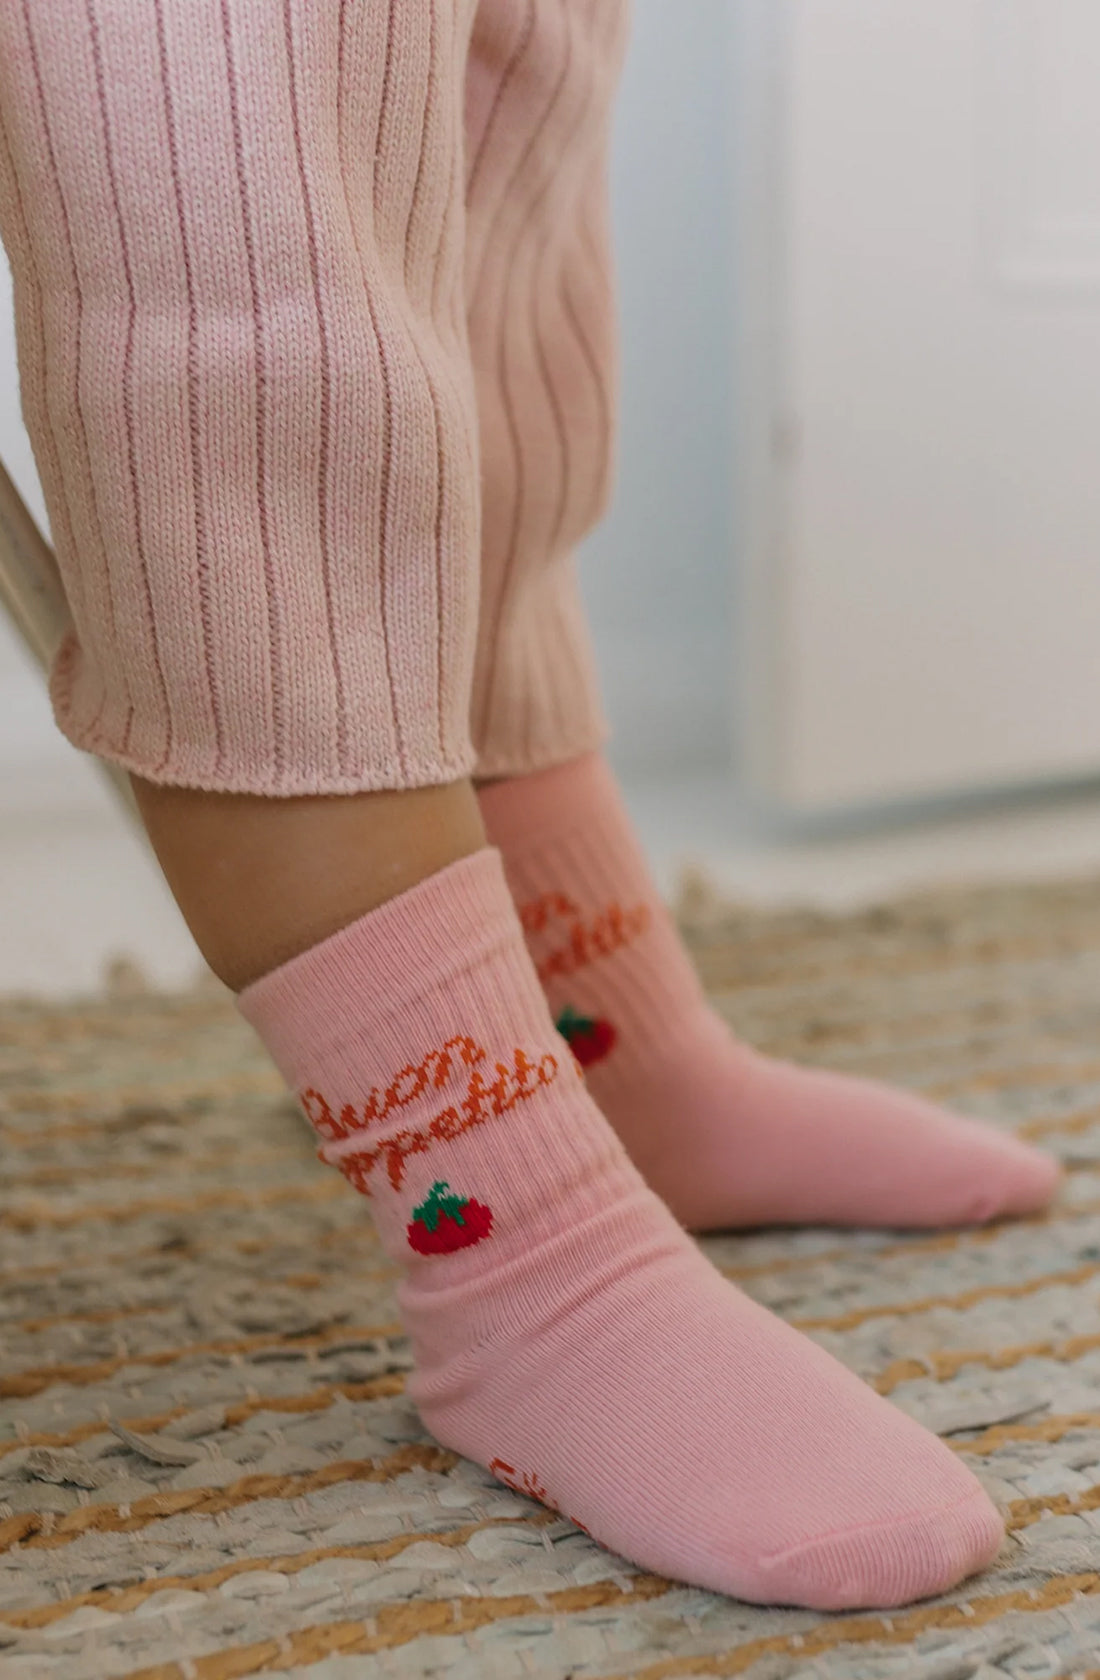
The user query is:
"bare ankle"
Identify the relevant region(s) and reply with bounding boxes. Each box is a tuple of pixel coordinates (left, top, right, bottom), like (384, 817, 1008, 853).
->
(130, 777, 485, 990)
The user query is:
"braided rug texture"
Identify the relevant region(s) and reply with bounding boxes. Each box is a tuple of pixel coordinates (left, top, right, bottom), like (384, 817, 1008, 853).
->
(6, 874, 1100, 1679)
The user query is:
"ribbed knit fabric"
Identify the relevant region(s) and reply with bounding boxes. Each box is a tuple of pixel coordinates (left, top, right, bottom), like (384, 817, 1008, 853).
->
(464, 0, 626, 776)
(480, 754, 1062, 1232)
(238, 847, 1006, 1610)
(0, 0, 622, 792)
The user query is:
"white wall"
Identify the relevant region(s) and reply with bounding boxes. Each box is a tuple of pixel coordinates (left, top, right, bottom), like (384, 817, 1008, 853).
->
(579, 0, 736, 777)
(733, 0, 1100, 815)
(0, 0, 737, 805)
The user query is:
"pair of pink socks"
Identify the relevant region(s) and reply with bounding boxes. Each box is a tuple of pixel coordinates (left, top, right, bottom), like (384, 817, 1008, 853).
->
(240, 754, 1059, 1610)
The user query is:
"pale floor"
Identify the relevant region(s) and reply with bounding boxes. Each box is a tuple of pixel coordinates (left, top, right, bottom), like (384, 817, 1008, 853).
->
(7, 743, 1100, 997)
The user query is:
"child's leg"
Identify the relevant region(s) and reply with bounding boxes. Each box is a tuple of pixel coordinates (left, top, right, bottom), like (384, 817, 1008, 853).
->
(0, 0, 1004, 1609)
(463, 1, 1059, 1231)
(133, 780, 484, 990)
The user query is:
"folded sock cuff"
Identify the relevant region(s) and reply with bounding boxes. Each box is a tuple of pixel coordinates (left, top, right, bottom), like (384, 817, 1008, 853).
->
(238, 848, 519, 1052)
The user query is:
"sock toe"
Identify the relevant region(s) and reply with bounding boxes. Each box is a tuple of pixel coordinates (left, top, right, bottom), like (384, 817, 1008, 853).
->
(755, 1486, 1005, 1611)
(998, 1141, 1062, 1216)
(960, 1129, 1062, 1222)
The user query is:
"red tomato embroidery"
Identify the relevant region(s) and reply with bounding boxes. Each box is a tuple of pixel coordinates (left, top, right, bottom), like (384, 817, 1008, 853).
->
(555, 1005, 617, 1068)
(407, 1181, 493, 1255)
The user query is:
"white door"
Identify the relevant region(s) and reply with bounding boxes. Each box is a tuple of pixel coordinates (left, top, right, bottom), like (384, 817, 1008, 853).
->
(735, 0, 1100, 811)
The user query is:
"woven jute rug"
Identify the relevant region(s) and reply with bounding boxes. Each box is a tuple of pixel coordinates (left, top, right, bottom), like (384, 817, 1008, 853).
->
(7, 874, 1100, 1680)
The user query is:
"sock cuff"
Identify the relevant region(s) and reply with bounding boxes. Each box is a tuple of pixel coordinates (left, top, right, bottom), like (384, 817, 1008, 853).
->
(479, 750, 660, 919)
(238, 848, 520, 1051)
(477, 752, 614, 851)
(478, 752, 716, 1080)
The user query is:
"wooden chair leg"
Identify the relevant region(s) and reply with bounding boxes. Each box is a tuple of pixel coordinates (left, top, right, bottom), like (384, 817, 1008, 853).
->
(0, 459, 139, 820)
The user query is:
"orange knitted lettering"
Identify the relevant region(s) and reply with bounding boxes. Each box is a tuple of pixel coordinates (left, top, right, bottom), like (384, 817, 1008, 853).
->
(519, 891, 581, 937)
(518, 893, 651, 984)
(302, 1039, 559, 1194)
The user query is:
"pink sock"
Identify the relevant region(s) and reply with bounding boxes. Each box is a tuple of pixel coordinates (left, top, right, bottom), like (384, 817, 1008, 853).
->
(240, 848, 1003, 1609)
(479, 755, 1061, 1233)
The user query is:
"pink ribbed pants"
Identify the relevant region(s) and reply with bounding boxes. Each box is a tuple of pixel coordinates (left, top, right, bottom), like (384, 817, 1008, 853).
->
(0, 0, 627, 793)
